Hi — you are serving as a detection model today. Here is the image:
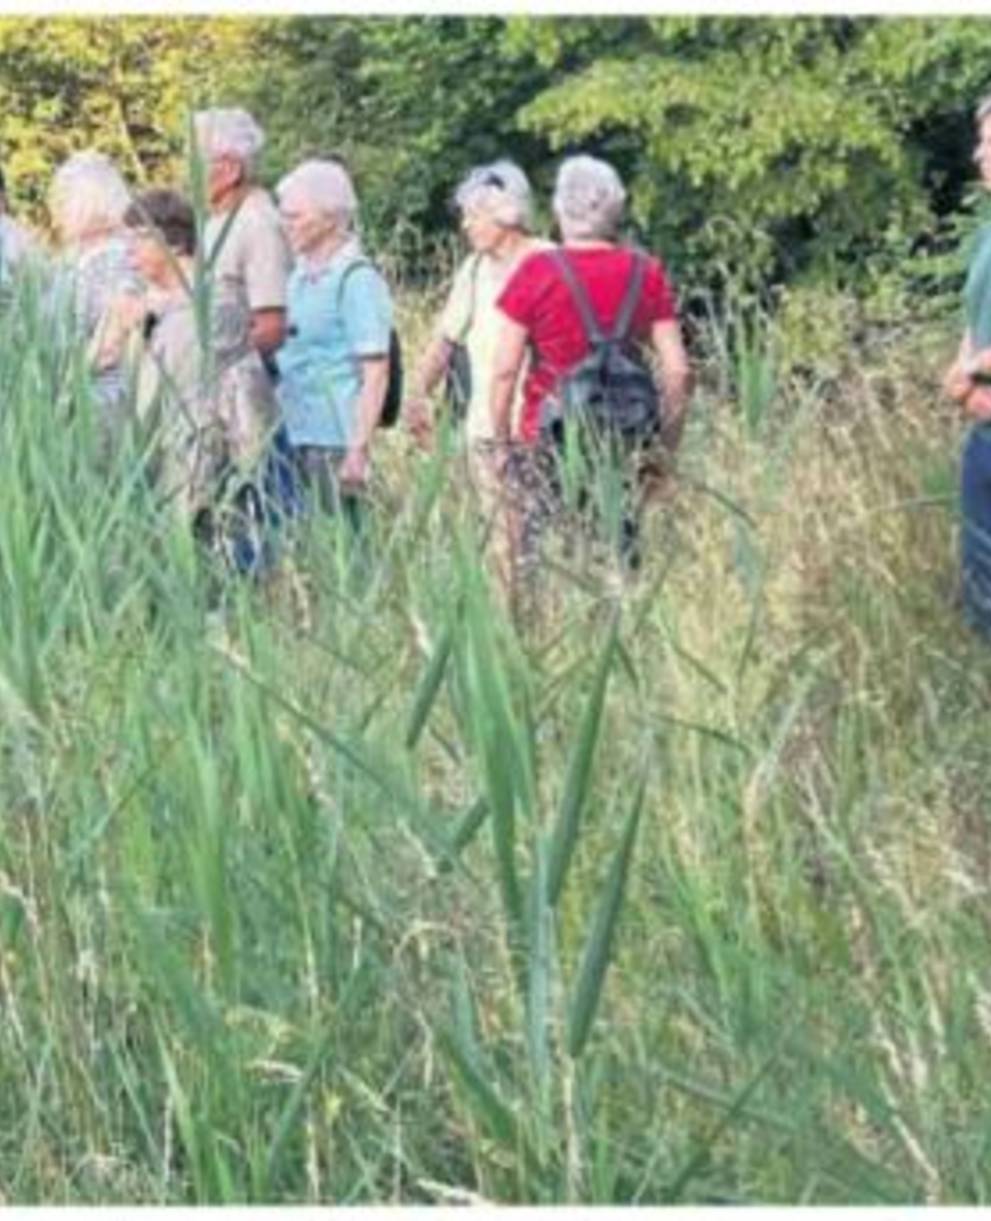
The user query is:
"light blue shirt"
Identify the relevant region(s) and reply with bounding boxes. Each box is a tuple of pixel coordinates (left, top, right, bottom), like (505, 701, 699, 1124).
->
(276, 244, 393, 449)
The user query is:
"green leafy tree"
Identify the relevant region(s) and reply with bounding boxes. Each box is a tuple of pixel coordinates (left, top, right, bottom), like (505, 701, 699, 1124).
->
(0, 18, 254, 221)
(236, 17, 565, 261)
(516, 17, 991, 287)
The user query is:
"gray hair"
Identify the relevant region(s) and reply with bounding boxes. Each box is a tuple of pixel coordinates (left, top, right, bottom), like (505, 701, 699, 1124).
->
(454, 160, 533, 232)
(977, 93, 991, 125)
(193, 107, 266, 175)
(49, 150, 130, 243)
(276, 159, 359, 231)
(552, 155, 626, 242)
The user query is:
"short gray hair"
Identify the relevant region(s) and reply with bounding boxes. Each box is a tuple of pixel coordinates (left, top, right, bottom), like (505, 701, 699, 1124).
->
(276, 159, 359, 230)
(977, 93, 991, 124)
(49, 150, 130, 243)
(193, 107, 266, 175)
(454, 160, 533, 232)
(552, 155, 626, 241)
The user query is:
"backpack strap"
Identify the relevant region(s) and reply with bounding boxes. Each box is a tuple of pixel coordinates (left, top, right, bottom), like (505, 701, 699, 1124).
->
(336, 256, 375, 309)
(551, 248, 606, 345)
(612, 251, 647, 342)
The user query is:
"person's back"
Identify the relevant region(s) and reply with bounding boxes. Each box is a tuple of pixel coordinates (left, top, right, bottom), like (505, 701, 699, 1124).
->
(489, 155, 692, 607)
(498, 243, 677, 443)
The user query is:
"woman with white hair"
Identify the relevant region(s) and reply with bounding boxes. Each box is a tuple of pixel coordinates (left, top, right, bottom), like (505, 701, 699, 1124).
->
(49, 150, 141, 434)
(404, 160, 549, 588)
(490, 154, 692, 588)
(275, 158, 393, 517)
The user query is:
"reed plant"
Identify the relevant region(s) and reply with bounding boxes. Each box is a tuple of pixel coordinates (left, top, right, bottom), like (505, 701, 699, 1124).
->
(0, 225, 987, 1205)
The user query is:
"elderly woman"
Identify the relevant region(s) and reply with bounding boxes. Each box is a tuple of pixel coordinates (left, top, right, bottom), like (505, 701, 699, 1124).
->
(49, 150, 141, 435)
(405, 160, 549, 586)
(490, 154, 692, 590)
(113, 188, 287, 571)
(275, 158, 393, 516)
(943, 94, 991, 635)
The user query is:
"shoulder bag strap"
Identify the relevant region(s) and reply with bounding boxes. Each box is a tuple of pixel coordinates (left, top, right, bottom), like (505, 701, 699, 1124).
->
(457, 252, 483, 343)
(611, 250, 647, 342)
(551, 248, 606, 345)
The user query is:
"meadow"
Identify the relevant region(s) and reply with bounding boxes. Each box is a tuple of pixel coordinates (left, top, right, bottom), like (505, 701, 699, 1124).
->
(0, 262, 988, 1205)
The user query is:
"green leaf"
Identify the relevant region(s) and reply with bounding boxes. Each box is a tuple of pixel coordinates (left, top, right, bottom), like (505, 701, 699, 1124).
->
(566, 771, 646, 1059)
(448, 795, 490, 856)
(526, 833, 553, 1100)
(547, 611, 619, 907)
(264, 1025, 336, 1186)
(404, 620, 454, 750)
(436, 1026, 521, 1153)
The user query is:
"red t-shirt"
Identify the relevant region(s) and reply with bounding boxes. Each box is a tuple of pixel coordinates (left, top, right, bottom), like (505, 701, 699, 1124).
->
(497, 245, 678, 442)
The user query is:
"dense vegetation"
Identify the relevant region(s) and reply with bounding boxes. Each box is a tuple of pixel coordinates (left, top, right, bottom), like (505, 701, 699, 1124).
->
(0, 15, 990, 1206)
(3, 15, 991, 295)
(0, 248, 986, 1204)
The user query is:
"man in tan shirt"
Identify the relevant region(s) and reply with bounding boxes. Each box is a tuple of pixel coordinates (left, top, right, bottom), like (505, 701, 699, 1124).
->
(193, 107, 292, 364)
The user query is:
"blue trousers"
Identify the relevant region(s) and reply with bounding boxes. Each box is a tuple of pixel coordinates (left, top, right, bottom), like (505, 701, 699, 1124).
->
(960, 425, 991, 636)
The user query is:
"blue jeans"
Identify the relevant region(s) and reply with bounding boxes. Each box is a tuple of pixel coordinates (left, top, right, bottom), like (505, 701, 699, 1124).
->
(960, 425, 991, 635)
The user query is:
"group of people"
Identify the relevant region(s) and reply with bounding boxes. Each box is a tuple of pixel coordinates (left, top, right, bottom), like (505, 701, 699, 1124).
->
(2, 95, 990, 632)
(0, 106, 695, 611)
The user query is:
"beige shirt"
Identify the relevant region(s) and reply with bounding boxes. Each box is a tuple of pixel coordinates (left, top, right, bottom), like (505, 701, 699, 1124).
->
(438, 239, 552, 442)
(204, 187, 292, 321)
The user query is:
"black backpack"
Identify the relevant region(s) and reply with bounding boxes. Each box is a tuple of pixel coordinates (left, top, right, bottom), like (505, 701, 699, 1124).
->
(337, 258, 403, 429)
(542, 248, 661, 445)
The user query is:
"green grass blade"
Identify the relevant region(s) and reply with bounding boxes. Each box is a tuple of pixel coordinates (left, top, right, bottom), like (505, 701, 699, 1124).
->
(448, 795, 490, 856)
(547, 611, 619, 907)
(435, 1026, 521, 1153)
(404, 621, 454, 750)
(663, 1048, 781, 1203)
(264, 1026, 336, 1188)
(565, 771, 646, 1059)
(526, 834, 553, 1116)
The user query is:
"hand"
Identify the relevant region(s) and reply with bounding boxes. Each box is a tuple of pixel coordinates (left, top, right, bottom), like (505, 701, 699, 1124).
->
(944, 359, 974, 404)
(339, 444, 370, 490)
(117, 291, 151, 332)
(964, 385, 991, 420)
(403, 396, 434, 449)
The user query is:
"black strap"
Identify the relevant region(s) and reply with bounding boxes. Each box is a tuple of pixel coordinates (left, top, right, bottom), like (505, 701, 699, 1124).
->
(455, 253, 483, 344)
(613, 252, 646, 342)
(552, 248, 605, 344)
(552, 247, 646, 346)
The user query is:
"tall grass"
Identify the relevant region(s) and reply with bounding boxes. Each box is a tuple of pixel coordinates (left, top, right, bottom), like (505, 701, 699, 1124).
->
(0, 249, 988, 1205)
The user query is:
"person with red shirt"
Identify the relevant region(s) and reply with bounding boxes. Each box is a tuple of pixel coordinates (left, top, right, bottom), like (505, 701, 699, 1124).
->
(490, 155, 692, 607)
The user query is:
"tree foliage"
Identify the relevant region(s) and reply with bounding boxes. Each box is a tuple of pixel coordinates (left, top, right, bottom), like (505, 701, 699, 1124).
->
(1, 15, 990, 292)
(515, 17, 991, 286)
(0, 18, 251, 219)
